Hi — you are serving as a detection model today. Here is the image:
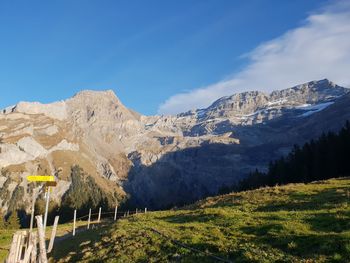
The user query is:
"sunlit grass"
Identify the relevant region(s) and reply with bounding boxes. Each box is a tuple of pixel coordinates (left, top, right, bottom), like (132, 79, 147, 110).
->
(51, 177, 350, 262)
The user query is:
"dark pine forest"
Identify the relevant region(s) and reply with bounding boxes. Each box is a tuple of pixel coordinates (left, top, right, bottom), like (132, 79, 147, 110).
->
(237, 121, 350, 191)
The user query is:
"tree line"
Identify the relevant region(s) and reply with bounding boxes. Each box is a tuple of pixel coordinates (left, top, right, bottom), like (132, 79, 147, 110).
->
(237, 121, 350, 191)
(1, 165, 117, 228)
(35, 165, 116, 224)
(57, 165, 114, 222)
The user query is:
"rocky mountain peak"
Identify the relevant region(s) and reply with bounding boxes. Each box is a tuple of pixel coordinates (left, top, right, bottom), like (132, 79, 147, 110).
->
(194, 79, 349, 122)
(269, 79, 348, 104)
(0, 89, 140, 123)
(65, 89, 142, 136)
(71, 89, 120, 102)
(67, 89, 126, 114)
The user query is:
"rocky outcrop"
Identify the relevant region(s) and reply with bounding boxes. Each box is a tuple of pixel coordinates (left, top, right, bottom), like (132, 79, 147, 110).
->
(7, 101, 67, 120)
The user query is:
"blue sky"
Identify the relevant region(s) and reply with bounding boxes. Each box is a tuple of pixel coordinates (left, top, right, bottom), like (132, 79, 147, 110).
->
(1, 0, 347, 115)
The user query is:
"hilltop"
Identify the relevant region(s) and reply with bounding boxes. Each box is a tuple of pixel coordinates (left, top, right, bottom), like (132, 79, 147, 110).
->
(52, 177, 350, 262)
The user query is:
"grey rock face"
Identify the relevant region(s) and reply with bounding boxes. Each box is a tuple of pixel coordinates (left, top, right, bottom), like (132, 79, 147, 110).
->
(204, 91, 269, 118)
(269, 79, 346, 104)
(124, 79, 350, 208)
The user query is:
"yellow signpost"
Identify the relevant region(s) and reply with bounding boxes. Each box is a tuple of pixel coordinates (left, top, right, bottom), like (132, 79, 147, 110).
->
(27, 175, 55, 182)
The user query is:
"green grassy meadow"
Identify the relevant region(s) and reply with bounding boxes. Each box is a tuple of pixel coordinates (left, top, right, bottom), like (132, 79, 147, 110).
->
(50, 177, 350, 262)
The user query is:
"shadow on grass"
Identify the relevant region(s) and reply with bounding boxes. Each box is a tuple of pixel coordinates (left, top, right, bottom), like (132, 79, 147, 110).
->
(50, 223, 110, 262)
(259, 232, 350, 261)
(196, 195, 244, 210)
(158, 212, 225, 224)
(238, 221, 350, 262)
(305, 211, 350, 233)
(241, 223, 284, 236)
(259, 214, 286, 221)
(160, 241, 248, 263)
(256, 188, 347, 212)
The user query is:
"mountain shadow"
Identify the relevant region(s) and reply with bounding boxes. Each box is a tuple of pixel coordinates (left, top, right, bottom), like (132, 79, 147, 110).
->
(123, 111, 350, 211)
(123, 139, 296, 210)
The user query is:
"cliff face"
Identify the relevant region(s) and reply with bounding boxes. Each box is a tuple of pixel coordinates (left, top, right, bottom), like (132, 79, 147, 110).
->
(0, 79, 349, 211)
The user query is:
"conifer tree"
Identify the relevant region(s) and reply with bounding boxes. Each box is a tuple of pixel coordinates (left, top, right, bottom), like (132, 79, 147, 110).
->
(6, 212, 20, 229)
(0, 211, 5, 229)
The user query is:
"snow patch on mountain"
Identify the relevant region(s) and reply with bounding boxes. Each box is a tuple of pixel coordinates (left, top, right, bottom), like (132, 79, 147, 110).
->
(266, 99, 288, 106)
(299, 101, 335, 117)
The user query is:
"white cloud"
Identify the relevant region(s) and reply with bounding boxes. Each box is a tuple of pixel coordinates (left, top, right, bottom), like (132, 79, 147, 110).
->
(158, 1, 350, 115)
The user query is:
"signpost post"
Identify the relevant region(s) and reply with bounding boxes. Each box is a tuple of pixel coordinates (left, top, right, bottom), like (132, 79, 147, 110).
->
(29, 189, 37, 233)
(87, 208, 91, 229)
(114, 205, 118, 221)
(27, 175, 56, 236)
(43, 186, 50, 232)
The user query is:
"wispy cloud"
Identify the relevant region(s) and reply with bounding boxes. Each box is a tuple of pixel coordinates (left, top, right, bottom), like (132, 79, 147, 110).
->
(158, 1, 350, 115)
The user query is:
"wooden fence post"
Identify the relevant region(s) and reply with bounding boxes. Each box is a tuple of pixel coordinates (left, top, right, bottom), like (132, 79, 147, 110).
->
(135, 208, 138, 215)
(35, 215, 48, 263)
(87, 208, 91, 229)
(47, 216, 59, 253)
(114, 205, 118, 221)
(15, 231, 27, 262)
(15, 231, 23, 262)
(73, 210, 76, 236)
(145, 207, 147, 213)
(30, 232, 37, 263)
(98, 207, 101, 223)
(23, 243, 33, 263)
(7, 232, 20, 262)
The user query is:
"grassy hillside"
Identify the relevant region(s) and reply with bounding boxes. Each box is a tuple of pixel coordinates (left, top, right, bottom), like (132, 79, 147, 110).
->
(52, 177, 350, 262)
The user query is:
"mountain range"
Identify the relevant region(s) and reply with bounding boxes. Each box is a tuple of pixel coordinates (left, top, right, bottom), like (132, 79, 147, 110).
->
(0, 79, 349, 213)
